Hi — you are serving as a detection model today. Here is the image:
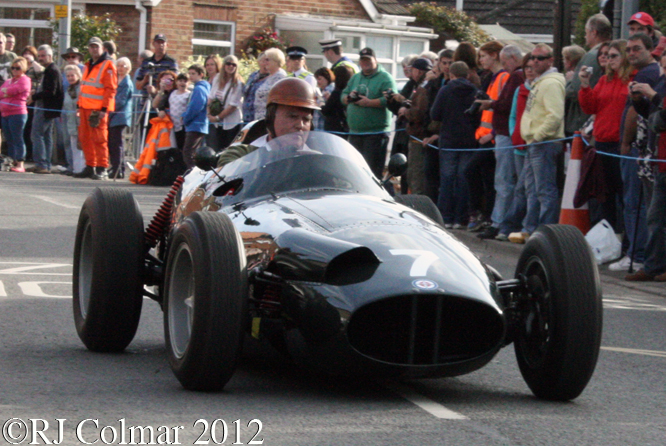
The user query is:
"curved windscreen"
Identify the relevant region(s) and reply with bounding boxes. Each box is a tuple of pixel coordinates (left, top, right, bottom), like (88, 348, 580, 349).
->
(217, 132, 389, 200)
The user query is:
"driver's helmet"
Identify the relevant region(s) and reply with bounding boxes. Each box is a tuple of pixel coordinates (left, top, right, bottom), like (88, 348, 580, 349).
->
(267, 77, 321, 111)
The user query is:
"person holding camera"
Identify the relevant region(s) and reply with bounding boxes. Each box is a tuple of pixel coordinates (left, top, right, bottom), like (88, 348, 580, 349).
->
(397, 57, 434, 195)
(607, 33, 661, 272)
(624, 45, 666, 282)
(578, 40, 634, 233)
(135, 34, 178, 94)
(342, 47, 397, 179)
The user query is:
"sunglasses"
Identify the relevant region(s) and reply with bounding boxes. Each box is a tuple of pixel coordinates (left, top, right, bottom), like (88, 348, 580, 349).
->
(10, 66, 22, 70)
(529, 55, 552, 61)
(607, 53, 621, 59)
(225, 62, 237, 67)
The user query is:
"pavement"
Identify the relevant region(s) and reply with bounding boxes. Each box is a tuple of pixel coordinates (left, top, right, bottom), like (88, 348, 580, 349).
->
(453, 226, 666, 299)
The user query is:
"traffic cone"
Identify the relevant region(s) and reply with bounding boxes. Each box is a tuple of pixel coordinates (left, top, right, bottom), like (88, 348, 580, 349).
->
(559, 132, 591, 234)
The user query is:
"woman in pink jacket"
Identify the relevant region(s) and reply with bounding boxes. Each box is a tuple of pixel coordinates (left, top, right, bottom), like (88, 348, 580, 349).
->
(0, 57, 31, 172)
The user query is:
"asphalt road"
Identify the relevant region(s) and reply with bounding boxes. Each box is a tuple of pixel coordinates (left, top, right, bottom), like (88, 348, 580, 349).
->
(1, 171, 665, 446)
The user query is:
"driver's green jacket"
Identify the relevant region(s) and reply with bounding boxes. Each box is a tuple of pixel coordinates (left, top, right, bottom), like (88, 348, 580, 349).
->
(216, 144, 258, 168)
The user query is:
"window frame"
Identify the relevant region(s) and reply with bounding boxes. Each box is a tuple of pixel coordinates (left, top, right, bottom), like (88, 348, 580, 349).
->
(192, 19, 235, 56)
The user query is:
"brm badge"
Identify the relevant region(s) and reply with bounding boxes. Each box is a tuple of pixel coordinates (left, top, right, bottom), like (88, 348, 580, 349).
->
(412, 279, 438, 290)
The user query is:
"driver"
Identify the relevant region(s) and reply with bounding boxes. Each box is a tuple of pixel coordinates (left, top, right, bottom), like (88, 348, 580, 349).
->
(216, 77, 320, 168)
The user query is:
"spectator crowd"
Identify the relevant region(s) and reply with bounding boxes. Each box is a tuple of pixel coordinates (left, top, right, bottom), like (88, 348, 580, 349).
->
(1, 11, 666, 282)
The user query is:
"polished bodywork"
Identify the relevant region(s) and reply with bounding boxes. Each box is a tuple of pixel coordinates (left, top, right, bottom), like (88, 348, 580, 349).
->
(169, 132, 507, 378)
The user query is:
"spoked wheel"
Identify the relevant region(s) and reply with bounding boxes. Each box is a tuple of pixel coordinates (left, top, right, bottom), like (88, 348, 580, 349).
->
(73, 188, 145, 352)
(514, 224, 603, 401)
(164, 212, 247, 391)
(394, 194, 444, 226)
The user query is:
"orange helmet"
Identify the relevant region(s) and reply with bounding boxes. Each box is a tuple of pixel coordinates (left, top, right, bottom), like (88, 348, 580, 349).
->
(267, 77, 320, 110)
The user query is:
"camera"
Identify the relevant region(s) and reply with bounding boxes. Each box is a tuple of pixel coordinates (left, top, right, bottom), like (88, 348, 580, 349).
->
(383, 88, 395, 100)
(464, 90, 491, 116)
(347, 90, 362, 103)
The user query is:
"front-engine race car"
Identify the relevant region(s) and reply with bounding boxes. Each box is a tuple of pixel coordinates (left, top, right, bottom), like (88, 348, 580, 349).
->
(73, 131, 602, 400)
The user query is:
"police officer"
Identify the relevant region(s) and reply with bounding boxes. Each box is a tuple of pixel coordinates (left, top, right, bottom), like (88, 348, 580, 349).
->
(318, 39, 359, 73)
(285, 46, 317, 89)
(216, 77, 320, 167)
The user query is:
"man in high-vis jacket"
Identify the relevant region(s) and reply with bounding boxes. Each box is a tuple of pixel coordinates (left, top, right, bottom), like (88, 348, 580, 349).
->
(75, 36, 117, 180)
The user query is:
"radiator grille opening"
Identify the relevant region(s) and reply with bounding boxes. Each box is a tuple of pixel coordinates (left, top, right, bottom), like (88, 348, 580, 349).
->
(347, 294, 504, 365)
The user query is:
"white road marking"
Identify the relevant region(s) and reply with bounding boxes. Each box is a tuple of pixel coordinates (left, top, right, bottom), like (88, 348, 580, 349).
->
(603, 295, 666, 312)
(386, 383, 468, 420)
(29, 195, 80, 209)
(0, 280, 6, 297)
(18, 282, 72, 298)
(602, 347, 666, 358)
(0, 262, 72, 276)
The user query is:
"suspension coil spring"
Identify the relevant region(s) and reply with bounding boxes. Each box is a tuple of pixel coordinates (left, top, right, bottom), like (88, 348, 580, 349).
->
(144, 176, 185, 249)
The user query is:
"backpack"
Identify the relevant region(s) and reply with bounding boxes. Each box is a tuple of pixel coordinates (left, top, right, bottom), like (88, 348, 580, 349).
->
(148, 148, 187, 186)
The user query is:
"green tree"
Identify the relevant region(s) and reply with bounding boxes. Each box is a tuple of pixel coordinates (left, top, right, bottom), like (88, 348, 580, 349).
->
(408, 2, 491, 47)
(639, 0, 666, 31)
(573, 0, 598, 47)
(51, 12, 122, 54)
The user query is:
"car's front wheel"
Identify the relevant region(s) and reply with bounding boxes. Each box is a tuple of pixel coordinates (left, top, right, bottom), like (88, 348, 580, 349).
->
(514, 224, 603, 401)
(163, 212, 247, 391)
(73, 188, 145, 352)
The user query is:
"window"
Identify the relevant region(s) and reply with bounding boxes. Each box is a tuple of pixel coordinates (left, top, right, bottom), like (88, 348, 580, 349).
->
(399, 40, 425, 58)
(192, 20, 234, 58)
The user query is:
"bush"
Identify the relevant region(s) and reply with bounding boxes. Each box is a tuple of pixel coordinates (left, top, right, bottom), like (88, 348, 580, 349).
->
(51, 13, 121, 54)
(408, 2, 492, 47)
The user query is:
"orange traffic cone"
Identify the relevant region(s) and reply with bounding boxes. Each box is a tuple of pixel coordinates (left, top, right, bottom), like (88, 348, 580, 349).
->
(559, 132, 591, 234)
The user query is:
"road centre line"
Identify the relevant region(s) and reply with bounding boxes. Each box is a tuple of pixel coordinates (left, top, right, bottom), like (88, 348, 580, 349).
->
(29, 195, 80, 209)
(602, 346, 666, 358)
(386, 383, 468, 420)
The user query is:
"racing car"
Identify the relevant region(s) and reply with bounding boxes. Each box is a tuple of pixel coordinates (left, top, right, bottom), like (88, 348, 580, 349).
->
(73, 131, 602, 400)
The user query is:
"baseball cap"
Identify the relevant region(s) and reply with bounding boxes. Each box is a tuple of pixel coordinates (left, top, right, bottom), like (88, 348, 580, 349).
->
(154, 34, 167, 42)
(627, 12, 654, 27)
(359, 47, 375, 59)
(411, 58, 433, 71)
(87, 37, 103, 46)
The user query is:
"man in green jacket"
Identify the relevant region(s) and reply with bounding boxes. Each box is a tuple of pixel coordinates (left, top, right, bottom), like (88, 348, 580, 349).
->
(217, 77, 320, 168)
(342, 47, 397, 178)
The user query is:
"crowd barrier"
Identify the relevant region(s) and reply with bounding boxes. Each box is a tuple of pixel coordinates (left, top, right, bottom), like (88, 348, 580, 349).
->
(4, 99, 664, 164)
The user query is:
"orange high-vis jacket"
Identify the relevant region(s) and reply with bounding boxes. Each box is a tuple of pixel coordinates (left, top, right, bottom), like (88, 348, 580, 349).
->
(475, 71, 509, 140)
(130, 116, 174, 185)
(79, 56, 117, 111)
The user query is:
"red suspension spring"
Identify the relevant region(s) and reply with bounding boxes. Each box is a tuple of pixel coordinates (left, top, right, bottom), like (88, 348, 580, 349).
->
(259, 283, 282, 315)
(144, 176, 185, 249)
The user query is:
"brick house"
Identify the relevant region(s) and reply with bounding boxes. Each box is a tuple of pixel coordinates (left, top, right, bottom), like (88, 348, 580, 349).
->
(0, 0, 435, 80)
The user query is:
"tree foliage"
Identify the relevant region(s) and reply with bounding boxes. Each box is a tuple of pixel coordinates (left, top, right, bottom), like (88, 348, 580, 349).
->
(408, 2, 492, 47)
(51, 13, 122, 54)
(639, 0, 666, 31)
(573, 0, 598, 47)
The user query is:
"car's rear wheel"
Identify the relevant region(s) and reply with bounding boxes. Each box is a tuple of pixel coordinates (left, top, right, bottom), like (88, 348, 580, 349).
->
(73, 188, 145, 352)
(164, 212, 247, 391)
(514, 224, 602, 401)
(394, 194, 444, 226)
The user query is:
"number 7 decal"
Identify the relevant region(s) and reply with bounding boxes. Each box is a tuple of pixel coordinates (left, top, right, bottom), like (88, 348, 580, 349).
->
(389, 249, 438, 277)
